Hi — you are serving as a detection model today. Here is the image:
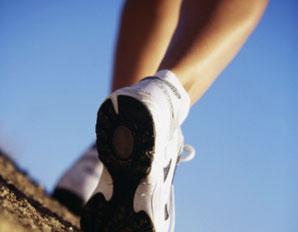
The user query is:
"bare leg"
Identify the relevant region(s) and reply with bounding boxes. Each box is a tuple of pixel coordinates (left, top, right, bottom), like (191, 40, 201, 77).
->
(159, 0, 268, 105)
(111, 0, 181, 91)
(81, 1, 269, 230)
(53, 0, 182, 213)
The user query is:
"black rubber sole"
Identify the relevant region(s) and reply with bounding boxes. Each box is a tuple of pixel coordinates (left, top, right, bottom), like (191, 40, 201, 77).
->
(52, 188, 83, 216)
(81, 96, 156, 232)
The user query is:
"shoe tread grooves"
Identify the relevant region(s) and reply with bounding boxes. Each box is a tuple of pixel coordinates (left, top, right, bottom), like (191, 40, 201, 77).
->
(81, 96, 156, 232)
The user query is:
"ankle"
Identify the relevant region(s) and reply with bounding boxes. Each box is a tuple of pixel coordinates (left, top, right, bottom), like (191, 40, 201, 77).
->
(154, 69, 190, 125)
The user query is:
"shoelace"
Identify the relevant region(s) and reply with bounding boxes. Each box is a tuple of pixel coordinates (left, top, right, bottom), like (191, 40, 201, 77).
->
(169, 144, 196, 232)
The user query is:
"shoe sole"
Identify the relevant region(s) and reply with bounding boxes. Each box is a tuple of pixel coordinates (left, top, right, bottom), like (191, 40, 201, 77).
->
(81, 96, 156, 232)
(52, 188, 83, 216)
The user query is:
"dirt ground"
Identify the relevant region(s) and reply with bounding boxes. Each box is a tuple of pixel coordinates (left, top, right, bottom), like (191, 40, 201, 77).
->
(0, 149, 81, 232)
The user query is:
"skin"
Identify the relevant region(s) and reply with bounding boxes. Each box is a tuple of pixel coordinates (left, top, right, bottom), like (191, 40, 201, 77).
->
(111, 0, 182, 91)
(112, 0, 268, 105)
(56, 0, 269, 213)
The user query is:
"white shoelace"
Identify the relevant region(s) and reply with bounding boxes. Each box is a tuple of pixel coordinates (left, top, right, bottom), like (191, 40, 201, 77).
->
(169, 144, 196, 232)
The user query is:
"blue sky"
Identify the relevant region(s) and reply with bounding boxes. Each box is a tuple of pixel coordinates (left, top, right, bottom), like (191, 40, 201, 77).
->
(0, 1, 297, 232)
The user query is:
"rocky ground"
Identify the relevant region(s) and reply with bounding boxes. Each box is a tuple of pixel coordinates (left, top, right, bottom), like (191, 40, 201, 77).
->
(0, 149, 81, 232)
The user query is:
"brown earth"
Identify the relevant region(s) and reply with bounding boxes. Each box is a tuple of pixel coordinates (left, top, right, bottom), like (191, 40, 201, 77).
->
(0, 149, 81, 232)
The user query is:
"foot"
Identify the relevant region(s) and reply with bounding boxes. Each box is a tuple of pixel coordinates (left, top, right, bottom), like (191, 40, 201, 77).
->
(81, 72, 195, 232)
(53, 144, 103, 215)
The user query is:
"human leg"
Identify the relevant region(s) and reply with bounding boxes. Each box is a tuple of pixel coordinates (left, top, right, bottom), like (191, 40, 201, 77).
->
(111, 0, 182, 91)
(81, 0, 268, 231)
(159, 0, 268, 105)
(53, 0, 181, 215)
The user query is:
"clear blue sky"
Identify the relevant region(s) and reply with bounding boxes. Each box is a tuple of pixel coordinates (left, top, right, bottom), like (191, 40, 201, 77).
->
(0, 1, 297, 232)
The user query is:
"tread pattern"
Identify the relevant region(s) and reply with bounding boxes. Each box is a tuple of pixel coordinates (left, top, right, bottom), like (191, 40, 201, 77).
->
(81, 96, 156, 232)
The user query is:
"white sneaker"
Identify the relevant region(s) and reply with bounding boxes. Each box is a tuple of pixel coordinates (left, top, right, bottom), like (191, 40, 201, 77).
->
(53, 144, 103, 215)
(81, 75, 195, 232)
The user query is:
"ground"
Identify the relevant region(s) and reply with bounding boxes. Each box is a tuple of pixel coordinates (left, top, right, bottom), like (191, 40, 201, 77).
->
(0, 149, 81, 232)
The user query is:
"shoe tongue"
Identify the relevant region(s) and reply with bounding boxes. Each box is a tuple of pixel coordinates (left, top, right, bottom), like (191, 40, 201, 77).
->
(154, 70, 190, 125)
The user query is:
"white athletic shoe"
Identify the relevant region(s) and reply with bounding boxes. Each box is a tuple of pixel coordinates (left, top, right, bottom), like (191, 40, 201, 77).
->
(53, 144, 103, 215)
(81, 75, 195, 232)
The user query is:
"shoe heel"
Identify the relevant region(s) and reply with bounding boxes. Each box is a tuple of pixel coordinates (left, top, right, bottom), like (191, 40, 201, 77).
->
(80, 96, 156, 232)
(96, 95, 155, 181)
(81, 192, 154, 232)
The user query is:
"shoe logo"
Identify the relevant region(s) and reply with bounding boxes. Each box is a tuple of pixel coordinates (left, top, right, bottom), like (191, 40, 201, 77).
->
(142, 76, 181, 99)
(163, 159, 172, 182)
